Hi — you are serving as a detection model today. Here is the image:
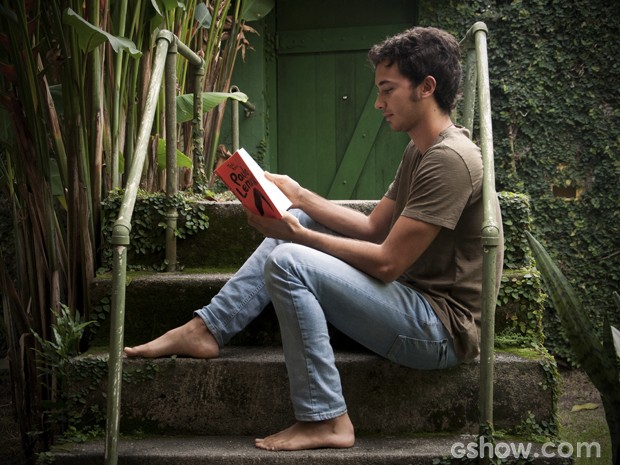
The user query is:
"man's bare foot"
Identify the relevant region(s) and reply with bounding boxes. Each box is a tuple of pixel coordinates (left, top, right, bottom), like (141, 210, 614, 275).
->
(254, 413, 355, 451)
(123, 317, 219, 359)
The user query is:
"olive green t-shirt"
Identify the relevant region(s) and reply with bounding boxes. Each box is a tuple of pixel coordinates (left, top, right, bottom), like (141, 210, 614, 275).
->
(385, 125, 503, 362)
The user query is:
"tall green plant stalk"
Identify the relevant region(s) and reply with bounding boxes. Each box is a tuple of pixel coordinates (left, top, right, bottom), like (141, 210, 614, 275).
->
(87, 0, 106, 241)
(526, 232, 620, 464)
(54, 1, 97, 322)
(198, 0, 271, 184)
(111, 0, 128, 189)
(0, 0, 67, 454)
(202, 0, 235, 184)
(0, 0, 139, 456)
(122, 0, 260, 191)
(122, 0, 150, 191)
(0, 1, 262, 459)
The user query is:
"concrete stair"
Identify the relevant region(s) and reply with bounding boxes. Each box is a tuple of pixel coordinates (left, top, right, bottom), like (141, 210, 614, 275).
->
(52, 435, 571, 465)
(54, 200, 565, 464)
(67, 348, 552, 436)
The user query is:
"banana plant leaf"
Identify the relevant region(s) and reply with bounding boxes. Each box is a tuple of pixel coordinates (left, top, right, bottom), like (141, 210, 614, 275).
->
(176, 91, 248, 124)
(194, 3, 212, 28)
(63, 8, 141, 57)
(156, 138, 192, 171)
(241, 0, 275, 21)
(149, 0, 183, 17)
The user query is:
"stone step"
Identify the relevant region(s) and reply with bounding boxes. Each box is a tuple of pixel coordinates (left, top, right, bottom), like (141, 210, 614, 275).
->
(89, 271, 380, 348)
(68, 348, 554, 437)
(111, 196, 532, 271)
(120, 201, 376, 270)
(51, 435, 571, 465)
(90, 272, 235, 348)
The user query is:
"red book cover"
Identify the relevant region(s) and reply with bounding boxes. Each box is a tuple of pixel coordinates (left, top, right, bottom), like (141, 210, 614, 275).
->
(215, 148, 292, 219)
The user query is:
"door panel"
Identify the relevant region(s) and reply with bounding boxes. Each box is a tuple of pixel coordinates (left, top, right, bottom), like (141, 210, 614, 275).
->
(277, 53, 338, 196)
(328, 83, 384, 199)
(275, 1, 417, 199)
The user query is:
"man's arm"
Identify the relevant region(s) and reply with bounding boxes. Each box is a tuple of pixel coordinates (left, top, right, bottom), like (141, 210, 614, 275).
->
(265, 172, 393, 243)
(248, 210, 441, 283)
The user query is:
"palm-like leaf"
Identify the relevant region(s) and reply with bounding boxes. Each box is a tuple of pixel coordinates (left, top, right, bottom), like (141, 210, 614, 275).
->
(526, 232, 619, 392)
(63, 8, 142, 56)
(1, 1, 263, 456)
(176, 91, 248, 123)
(526, 232, 620, 465)
(240, 0, 275, 21)
(156, 137, 192, 170)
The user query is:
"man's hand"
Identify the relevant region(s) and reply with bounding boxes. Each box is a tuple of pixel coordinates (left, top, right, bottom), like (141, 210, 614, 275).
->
(247, 211, 303, 242)
(265, 172, 304, 208)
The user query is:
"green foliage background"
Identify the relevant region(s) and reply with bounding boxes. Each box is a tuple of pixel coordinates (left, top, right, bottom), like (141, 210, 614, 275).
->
(420, 0, 620, 362)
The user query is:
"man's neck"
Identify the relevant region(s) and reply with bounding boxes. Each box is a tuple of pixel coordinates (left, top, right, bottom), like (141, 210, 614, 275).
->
(408, 111, 454, 154)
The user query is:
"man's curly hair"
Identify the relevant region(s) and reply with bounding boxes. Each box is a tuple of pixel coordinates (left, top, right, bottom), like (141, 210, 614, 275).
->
(368, 27, 462, 113)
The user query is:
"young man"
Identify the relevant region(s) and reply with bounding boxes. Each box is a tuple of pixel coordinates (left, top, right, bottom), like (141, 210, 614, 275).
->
(125, 26, 503, 452)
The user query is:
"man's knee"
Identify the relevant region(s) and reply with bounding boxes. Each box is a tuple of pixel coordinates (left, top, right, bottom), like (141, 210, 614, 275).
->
(264, 243, 304, 278)
(264, 243, 328, 295)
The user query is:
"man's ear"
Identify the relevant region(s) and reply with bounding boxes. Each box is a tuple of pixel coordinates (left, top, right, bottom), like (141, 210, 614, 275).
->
(420, 75, 437, 98)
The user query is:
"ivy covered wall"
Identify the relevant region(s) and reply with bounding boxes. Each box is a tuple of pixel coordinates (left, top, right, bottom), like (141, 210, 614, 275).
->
(419, 0, 620, 361)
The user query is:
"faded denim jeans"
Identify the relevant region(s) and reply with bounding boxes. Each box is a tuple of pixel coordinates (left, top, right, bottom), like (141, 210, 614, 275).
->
(194, 209, 460, 422)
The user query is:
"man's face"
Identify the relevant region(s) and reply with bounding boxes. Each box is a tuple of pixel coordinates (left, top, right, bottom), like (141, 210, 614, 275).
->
(374, 61, 423, 135)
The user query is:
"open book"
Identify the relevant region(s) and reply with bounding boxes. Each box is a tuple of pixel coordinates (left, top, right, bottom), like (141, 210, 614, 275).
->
(215, 148, 292, 219)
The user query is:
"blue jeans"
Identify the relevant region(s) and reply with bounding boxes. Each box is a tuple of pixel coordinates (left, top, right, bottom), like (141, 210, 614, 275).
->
(194, 210, 460, 422)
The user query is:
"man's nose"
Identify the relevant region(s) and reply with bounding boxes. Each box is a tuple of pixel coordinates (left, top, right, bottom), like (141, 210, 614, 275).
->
(374, 95, 384, 110)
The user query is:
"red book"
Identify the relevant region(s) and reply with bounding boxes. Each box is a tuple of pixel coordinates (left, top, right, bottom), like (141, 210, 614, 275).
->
(215, 148, 292, 219)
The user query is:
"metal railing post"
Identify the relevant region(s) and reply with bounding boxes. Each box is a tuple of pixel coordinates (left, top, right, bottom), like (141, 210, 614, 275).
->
(460, 22, 502, 440)
(165, 38, 178, 272)
(462, 47, 477, 135)
(104, 29, 205, 465)
(231, 85, 240, 152)
(230, 85, 256, 153)
(104, 31, 173, 465)
(475, 23, 501, 434)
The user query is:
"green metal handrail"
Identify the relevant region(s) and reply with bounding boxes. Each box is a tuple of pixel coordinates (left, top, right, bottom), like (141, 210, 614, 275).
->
(459, 22, 502, 437)
(230, 84, 256, 152)
(104, 30, 204, 465)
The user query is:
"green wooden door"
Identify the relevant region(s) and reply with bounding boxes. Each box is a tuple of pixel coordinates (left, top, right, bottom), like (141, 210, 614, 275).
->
(275, 0, 417, 199)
